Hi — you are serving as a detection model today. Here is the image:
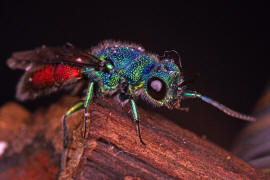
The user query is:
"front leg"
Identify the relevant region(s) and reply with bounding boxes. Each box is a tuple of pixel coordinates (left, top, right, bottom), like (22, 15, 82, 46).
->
(129, 97, 146, 145)
(117, 83, 146, 145)
(83, 81, 94, 138)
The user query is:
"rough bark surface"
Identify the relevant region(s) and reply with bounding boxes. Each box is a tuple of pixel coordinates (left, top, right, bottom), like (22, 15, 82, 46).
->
(0, 96, 268, 180)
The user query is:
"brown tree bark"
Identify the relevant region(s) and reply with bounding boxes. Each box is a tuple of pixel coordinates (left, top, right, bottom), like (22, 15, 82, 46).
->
(0, 96, 268, 180)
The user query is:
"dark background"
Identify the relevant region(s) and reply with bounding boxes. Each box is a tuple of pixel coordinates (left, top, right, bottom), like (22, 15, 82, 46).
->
(0, 1, 269, 150)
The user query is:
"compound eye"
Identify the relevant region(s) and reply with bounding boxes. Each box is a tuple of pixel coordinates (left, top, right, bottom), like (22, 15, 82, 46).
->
(147, 77, 167, 101)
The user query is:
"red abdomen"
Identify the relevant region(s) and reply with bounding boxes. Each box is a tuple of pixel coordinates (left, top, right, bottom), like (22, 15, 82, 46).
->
(30, 64, 82, 89)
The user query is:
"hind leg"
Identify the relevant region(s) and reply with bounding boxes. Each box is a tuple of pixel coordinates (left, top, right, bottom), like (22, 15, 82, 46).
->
(61, 82, 94, 169)
(61, 100, 84, 170)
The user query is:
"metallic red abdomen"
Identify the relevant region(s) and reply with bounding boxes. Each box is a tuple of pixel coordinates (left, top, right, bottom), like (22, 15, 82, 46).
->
(30, 64, 81, 89)
(54, 64, 81, 83)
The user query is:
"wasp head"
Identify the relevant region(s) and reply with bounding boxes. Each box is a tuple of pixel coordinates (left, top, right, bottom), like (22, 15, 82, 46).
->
(142, 59, 184, 109)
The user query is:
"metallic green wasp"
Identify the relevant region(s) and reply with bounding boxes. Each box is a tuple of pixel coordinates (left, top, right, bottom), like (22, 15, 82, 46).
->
(7, 40, 256, 149)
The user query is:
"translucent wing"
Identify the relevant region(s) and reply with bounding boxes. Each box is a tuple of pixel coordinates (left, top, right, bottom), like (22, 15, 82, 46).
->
(7, 44, 99, 101)
(7, 44, 99, 70)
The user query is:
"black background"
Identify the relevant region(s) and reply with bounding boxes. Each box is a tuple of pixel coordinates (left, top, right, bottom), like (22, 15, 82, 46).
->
(0, 1, 269, 150)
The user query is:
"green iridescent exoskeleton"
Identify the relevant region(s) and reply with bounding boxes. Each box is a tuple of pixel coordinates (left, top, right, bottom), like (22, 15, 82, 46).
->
(76, 41, 186, 145)
(85, 42, 182, 109)
(7, 40, 257, 169)
(63, 40, 256, 147)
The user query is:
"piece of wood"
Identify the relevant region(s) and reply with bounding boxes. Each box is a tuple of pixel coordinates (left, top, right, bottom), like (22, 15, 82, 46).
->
(60, 97, 269, 179)
(0, 96, 269, 179)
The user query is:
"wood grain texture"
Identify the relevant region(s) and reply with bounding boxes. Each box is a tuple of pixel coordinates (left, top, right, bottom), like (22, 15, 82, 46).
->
(60, 97, 268, 180)
(0, 96, 268, 180)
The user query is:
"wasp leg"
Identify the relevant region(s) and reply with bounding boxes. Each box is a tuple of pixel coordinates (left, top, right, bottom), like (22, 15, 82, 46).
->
(62, 101, 84, 148)
(83, 81, 94, 138)
(61, 82, 94, 170)
(129, 98, 146, 145)
(61, 100, 84, 170)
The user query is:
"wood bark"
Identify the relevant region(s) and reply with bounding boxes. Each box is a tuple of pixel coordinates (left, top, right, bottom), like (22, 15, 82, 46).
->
(0, 96, 268, 180)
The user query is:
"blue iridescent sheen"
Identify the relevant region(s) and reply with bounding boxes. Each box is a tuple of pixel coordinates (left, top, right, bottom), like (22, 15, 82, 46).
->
(93, 46, 144, 71)
(81, 42, 185, 145)
(119, 55, 157, 84)
(92, 45, 160, 85)
(87, 42, 182, 107)
(82, 41, 255, 122)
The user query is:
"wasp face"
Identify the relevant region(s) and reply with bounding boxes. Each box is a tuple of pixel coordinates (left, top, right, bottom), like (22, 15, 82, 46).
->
(143, 59, 182, 108)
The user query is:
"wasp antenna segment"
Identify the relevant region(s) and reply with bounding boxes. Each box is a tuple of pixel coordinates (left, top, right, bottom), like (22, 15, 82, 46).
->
(182, 91, 256, 122)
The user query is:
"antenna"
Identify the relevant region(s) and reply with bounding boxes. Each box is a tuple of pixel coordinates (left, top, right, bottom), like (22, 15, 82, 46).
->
(163, 50, 182, 69)
(181, 91, 256, 121)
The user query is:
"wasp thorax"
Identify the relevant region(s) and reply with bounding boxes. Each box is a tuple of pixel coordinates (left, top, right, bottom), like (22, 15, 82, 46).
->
(147, 77, 167, 101)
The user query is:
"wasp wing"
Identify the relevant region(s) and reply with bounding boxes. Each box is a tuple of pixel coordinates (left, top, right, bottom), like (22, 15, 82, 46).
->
(7, 44, 100, 70)
(7, 44, 100, 101)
